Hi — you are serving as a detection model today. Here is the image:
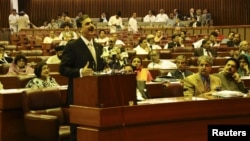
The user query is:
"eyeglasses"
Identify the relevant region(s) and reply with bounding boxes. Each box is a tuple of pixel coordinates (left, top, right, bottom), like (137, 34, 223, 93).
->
(84, 21, 93, 26)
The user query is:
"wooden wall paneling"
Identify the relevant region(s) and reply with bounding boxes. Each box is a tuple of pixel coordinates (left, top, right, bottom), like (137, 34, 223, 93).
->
(21, 0, 250, 27)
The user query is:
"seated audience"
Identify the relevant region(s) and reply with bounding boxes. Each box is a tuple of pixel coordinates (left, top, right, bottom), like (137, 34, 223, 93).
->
(143, 10, 156, 22)
(213, 58, 248, 93)
(105, 46, 128, 71)
(227, 33, 241, 47)
(99, 12, 109, 22)
(237, 54, 250, 76)
(173, 18, 185, 27)
(221, 31, 235, 44)
(189, 17, 201, 27)
(94, 30, 109, 46)
(180, 31, 192, 41)
(58, 23, 78, 41)
(46, 45, 65, 64)
(154, 30, 164, 43)
(194, 39, 217, 57)
(168, 55, 193, 79)
(164, 34, 184, 49)
(147, 34, 162, 49)
(123, 64, 145, 100)
(230, 40, 250, 60)
(25, 61, 59, 88)
(43, 30, 60, 44)
(183, 56, 221, 96)
(193, 31, 219, 48)
(131, 56, 153, 82)
(0, 44, 13, 64)
(47, 19, 59, 29)
(7, 54, 34, 75)
(131, 56, 153, 100)
(147, 50, 177, 69)
(155, 9, 169, 22)
(166, 13, 176, 27)
(110, 33, 125, 47)
(133, 37, 151, 55)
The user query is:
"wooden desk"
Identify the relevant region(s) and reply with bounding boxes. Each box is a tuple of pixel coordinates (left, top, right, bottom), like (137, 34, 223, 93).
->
(70, 97, 250, 141)
(0, 86, 67, 141)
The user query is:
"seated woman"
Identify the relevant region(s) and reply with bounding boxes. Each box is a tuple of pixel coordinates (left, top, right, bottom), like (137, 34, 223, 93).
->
(25, 61, 59, 88)
(7, 54, 34, 75)
(131, 56, 153, 82)
(130, 56, 153, 100)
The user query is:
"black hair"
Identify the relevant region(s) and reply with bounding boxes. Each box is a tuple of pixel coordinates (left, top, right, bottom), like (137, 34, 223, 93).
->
(0, 44, 6, 50)
(34, 61, 47, 78)
(225, 57, 239, 69)
(14, 54, 27, 65)
(210, 31, 218, 37)
(238, 54, 249, 65)
(116, 11, 121, 17)
(138, 37, 147, 44)
(76, 14, 89, 28)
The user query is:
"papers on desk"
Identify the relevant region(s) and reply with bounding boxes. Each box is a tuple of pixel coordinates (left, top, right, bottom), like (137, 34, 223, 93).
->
(212, 90, 245, 98)
(153, 77, 179, 83)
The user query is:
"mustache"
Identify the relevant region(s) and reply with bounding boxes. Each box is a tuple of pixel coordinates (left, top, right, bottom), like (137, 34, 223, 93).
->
(88, 26, 95, 31)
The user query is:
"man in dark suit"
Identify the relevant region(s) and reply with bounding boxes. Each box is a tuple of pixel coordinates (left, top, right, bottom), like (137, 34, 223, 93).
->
(194, 39, 217, 57)
(59, 14, 105, 141)
(168, 55, 193, 79)
(0, 45, 13, 64)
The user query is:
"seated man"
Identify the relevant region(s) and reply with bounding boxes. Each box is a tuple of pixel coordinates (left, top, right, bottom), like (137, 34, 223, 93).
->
(147, 34, 162, 49)
(0, 44, 13, 64)
(164, 34, 184, 49)
(167, 55, 193, 79)
(183, 56, 222, 96)
(43, 30, 60, 44)
(230, 40, 249, 60)
(147, 49, 177, 69)
(46, 45, 65, 64)
(194, 39, 217, 57)
(213, 58, 248, 93)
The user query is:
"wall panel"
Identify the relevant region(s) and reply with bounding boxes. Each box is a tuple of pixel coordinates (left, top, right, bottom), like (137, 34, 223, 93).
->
(0, 0, 250, 28)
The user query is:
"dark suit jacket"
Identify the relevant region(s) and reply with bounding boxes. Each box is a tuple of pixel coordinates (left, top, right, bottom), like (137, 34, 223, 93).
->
(189, 21, 202, 27)
(59, 37, 105, 104)
(194, 47, 217, 57)
(169, 70, 193, 79)
(167, 42, 182, 48)
(0, 57, 13, 64)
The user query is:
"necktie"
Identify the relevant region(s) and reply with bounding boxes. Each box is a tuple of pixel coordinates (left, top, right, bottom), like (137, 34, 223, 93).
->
(206, 49, 211, 56)
(203, 77, 210, 92)
(88, 42, 97, 64)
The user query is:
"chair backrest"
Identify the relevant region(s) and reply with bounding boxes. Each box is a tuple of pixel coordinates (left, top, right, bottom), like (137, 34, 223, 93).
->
(23, 88, 65, 124)
(163, 82, 184, 97)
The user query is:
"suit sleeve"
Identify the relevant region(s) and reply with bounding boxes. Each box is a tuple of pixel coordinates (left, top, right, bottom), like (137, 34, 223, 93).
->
(183, 77, 195, 96)
(59, 42, 81, 78)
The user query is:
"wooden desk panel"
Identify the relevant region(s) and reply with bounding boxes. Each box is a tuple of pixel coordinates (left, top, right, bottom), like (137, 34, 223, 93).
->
(71, 97, 250, 141)
(0, 87, 67, 141)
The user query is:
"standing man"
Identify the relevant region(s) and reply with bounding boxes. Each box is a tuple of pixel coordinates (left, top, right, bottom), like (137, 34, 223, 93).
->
(59, 15, 105, 141)
(8, 9, 19, 33)
(128, 12, 138, 33)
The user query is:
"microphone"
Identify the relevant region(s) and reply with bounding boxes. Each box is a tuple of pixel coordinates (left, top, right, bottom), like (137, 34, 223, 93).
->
(121, 52, 129, 64)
